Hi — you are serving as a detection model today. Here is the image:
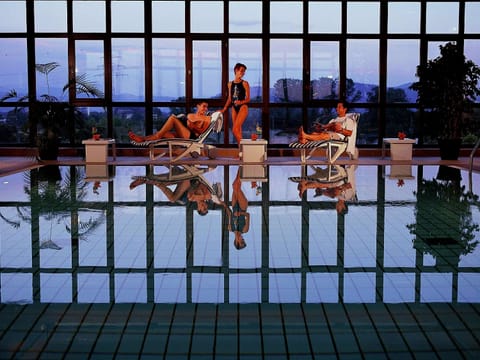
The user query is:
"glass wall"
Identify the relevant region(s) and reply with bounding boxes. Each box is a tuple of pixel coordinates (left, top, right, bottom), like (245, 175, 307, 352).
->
(0, 1, 479, 148)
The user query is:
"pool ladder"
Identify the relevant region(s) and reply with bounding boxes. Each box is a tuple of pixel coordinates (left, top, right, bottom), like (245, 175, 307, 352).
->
(469, 136, 480, 192)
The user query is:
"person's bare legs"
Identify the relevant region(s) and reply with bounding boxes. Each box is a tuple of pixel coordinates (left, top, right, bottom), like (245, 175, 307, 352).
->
(298, 126, 330, 143)
(155, 180, 191, 203)
(232, 106, 249, 147)
(129, 115, 190, 142)
(232, 171, 248, 211)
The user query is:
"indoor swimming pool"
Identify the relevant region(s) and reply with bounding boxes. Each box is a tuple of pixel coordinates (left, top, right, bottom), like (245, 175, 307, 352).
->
(0, 163, 479, 358)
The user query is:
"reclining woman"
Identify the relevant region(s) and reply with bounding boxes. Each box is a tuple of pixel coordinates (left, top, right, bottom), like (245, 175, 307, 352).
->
(298, 101, 353, 144)
(128, 101, 211, 143)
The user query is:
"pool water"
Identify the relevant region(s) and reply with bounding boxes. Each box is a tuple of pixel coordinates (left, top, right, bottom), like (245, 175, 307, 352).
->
(0, 163, 479, 358)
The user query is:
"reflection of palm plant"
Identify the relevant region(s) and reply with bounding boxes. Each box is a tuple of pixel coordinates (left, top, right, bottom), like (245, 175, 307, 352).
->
(1, 62, 103, 160)
(0, 166, 105, 244)
(407, 169, 479, 263)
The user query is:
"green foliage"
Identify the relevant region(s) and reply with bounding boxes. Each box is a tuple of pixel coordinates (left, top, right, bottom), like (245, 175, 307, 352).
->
(407, 168, 480, 261)
(410, 42, 480, 139)
(1, 62, 103, 159)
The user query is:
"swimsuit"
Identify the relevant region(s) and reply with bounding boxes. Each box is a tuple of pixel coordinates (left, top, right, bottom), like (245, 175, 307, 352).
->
(230, 203, 247, 232)
(230, 80, 247, 113)
(179, 116, 198, 140)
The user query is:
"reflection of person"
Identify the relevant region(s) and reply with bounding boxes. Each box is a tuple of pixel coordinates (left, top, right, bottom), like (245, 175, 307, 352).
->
(226, 169, 250, 250)
(221, 63, 250, 147)
(128, 101, 211, 142)
(129, 176, 212, 215)
(298, 102, 352, 144)
(296, 165, 357, 215)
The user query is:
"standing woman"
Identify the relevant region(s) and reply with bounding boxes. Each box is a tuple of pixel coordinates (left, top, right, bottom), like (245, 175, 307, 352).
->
(221, 63, 250, 147)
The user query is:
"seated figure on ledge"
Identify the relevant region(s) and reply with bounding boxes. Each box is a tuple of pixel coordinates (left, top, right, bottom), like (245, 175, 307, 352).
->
(298, 101, 353, 144)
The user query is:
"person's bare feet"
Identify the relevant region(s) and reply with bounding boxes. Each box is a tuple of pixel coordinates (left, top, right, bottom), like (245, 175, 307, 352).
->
(128, 130, 144, 143)
(298, 126, 307, 144)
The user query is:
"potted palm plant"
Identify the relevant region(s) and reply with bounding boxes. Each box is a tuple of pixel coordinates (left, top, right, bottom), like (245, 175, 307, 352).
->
(410, 42, 480, 159)
(1, 62, 103, 160)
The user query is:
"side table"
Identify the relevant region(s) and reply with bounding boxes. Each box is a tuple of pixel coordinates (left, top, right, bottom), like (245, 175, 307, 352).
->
(239, 139, 268, 163)
(382, 138, 417, 160)
(82, 138, 116, 163)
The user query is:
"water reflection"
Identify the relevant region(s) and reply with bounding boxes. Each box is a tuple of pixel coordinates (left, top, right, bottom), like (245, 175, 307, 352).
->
(0, 164, 479, 304)
(289, 164, 357, 214)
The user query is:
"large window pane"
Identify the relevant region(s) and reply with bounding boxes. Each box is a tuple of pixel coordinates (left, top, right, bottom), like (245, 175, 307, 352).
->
(465, 2, 480, 34)
(112, 38, 145, 102)
(35, 38, 68, 100)
(153, 39, 185, 101)
(270, 1, 303, 33)
(270, 107, 303, 144)
(387, 40, 419, 103)
(426, 2, 459, 34)
(308, 1, 341, 34)
(388, 2, 420, 34)
(347, 39, 379, 103)
(192, 41, 222, 99)
(347, 2, 379, 34)
(152, 1, 185, 33)
(73, 0, 106, 33)
(310, 42, 339, 100)
(111, 0, 144, 33)
(74, 107, 107, 145)
(229, 1, 262, 33)
(0, 39, 28, 96)
(228, 39, 262, 102)
(0, 106, 29, 144)
(34, 1, 67, 33)
(191, 1, 223, 33)
(385, 108, 418, 139)
(465, 40, 480, 102)
(0, 1, 26, 32)
(113, 106, 145, 143)
(270, 39, 303, 103)
(75, 41, 104, 99)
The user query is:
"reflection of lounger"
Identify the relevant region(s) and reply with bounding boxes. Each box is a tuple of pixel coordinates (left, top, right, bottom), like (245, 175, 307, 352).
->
(130, 112, 223, 162)
(130, 164, 223, 203)
(289, 164, 357, 201)
(289, 164, 348, 186)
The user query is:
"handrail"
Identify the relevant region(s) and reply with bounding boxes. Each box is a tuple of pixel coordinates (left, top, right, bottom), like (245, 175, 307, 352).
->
(470, 137, 480, 171)
(469, 136, 480, 193)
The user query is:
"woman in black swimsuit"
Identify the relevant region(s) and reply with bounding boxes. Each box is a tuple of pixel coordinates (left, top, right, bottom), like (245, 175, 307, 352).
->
(221, 63, 251, 148)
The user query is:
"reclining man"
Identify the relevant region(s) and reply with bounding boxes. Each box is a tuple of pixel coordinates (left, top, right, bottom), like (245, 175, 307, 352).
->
(128, 101, 212, 143)
(298, 101, 353, 144)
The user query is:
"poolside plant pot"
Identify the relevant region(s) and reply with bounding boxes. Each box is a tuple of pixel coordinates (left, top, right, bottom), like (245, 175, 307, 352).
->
(37, 132, 60, 160)
(436, 165, 461, 182)
(438, 138, 461, 160)
(37, 165, 62, 182)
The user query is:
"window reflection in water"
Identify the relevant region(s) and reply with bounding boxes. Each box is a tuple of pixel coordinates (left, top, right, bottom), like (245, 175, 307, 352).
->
(0, 164, 479, 304)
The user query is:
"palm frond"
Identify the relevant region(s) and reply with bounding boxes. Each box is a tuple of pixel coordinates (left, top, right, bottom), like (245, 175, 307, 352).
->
(64, 74, 104, 98)
(35, 62, 60, 76)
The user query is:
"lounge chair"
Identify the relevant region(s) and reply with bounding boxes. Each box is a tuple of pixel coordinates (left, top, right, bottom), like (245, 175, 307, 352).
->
(130, 111, 223, 162)
(289, 164, 348, 187)
(289, 113, 360, 163)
